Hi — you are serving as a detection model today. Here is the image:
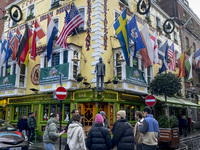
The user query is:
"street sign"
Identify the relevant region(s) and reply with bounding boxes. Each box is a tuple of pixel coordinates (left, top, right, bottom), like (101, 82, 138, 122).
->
(55, 87, 67, 100)
(145, 95, 156, 106)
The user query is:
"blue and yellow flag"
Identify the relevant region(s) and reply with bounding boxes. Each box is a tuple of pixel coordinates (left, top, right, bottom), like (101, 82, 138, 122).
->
(113, 9, 130, 63)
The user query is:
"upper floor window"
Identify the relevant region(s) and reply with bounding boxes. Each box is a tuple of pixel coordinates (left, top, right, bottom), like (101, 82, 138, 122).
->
(6, 65, 11, 76)
(183, 11, 187, 22)
(78, 8, 85, 30)
(190, 19, 194, 29)
(174, 31, 178, 44)
(114, 11, 120, 22)
(145, 11, 151, 24)
(26, 5, 35, 20)
(19, 64, 26, 87)
(193, 43, 196, 52)
(147, 65, 153, 84)
(115, 53, 122, 80)
(157, 39, 162, 48)
(186, 37, 190, 54)
(44, 56, 48, 68)
(51, 0, 60, 9)
(63, 51, 68, 64)
(119, 0, 129, 6)
(53, 18, 59, 37)
(156, 17, 161, 31)
(52, 53, 60, 67)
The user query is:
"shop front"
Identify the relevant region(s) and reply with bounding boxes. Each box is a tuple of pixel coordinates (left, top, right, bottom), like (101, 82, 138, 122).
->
(0, 99, 7, 120)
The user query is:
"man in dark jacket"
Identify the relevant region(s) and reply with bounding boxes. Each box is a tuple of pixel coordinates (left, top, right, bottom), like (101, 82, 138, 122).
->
(17, 115, 28, 136)
(87, 114, 112, 150)
(27, 112, 37, 144)
(112, 110, 134, 150)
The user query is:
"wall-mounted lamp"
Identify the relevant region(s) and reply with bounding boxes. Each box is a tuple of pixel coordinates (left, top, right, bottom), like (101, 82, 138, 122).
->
(71, 51, 87, 63)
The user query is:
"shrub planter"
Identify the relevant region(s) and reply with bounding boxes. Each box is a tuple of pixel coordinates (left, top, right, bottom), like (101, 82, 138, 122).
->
(112, 80, 118, 84)
(159, 128, 179, 149)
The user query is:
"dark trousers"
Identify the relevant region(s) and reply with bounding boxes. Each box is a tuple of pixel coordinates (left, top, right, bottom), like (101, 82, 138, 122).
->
(96, 75, 104, 89)
(142, 144, 157, 150)
(28, 128, 35, 142)
(136, 143, 143, 150)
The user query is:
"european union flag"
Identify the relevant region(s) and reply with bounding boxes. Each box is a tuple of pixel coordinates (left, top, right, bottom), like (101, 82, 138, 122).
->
(113, 9, 130, 63)
(128, 15, 145, 57)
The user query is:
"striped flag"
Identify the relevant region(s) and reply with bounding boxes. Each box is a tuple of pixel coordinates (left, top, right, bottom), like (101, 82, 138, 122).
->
(150, 31, 159, 64)
(56, 3, 84, 48)
(168, 43, 176, 71)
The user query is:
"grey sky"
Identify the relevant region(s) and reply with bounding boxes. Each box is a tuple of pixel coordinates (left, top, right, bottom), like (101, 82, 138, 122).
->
(188, 0, 200, 18)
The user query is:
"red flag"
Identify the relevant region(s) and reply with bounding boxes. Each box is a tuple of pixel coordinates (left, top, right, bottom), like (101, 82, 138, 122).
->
(31, 18, 46, 60)
(13, 27, 22, 60)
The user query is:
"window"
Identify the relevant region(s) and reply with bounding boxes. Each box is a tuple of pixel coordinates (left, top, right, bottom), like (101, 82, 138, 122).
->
(114, 11, 120, 22)
(174, 32, 178, 43)
(133, 57, 138, 68)
(119, 0, 129, 6)
(19, 64, 26, 87)
(44, 56, 48, 68)
(28, 5, 34, 16)
(73, 51, 78, 78)
(64, 104, 70, 121)
(156, 17, 161, 30)
(183, 11, 187, 22)
(190, 19, 194, 29)
(13, 105, 31, 120)
(147, 65, 153, 84)
(197, 25, 200, 34)
(51, 0, 60, 9)
(145, 11, 151, 23)
(125, 105, 136, 121)
(52, 53, 60, 66)
(13, 64, 16, 74)
(6, 65, 11, 76)
(53, 18, 59, 36)
(116, 53, 122, 80)
(1, 67, 3, 77)
(186, 37, 190, 54)
(63, 51, 68, 64)
(193, 43, 196, 52)
(78, 8, 85, 30)
(157, 40, 162, 48)
(12, 20, 17, 27)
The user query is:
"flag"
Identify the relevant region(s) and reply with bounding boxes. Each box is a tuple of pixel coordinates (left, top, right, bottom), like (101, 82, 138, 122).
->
(56, 3, 84, 49)
(158, 40, 168, 74)
(0, 33, 7, 68)
(16, 24, 33, 66)
(140, 24, 154, 64)
(5, 31, 14, 68)
(31, 18, 46, 60)
(47, 14, 58, 61)
(113, 9, 130, 63)
(13, 27, 22, 60)
(139, 24, 152, 68)
(150, 31, 159, 64)
(194, 48, 200, 69)
(177, 52, 186, 78)
(168, 43, 176, 71)
(185, 56, 193, 80)
(128, 15, 145, 57)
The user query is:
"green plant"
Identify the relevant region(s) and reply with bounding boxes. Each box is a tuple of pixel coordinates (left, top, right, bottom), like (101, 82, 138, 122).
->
(112, 76, 119, 82)
(145, 16, 151, 23)
(158, 115, 178, 128)
(26, 12, 33, 20)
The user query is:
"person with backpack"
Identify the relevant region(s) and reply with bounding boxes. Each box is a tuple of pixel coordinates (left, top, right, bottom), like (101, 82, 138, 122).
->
(67, 114, 86, 150)
(27, 112, 37, 145)
(17, 115, 28, 136)
(86, 114, 112, 150)
(111, 110, 134, 150)
(43, 113, 64, 150)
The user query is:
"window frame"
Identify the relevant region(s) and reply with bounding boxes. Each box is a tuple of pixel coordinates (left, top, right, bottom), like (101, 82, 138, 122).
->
(183, 11, 187, 22)
(26, 4, 35, 18)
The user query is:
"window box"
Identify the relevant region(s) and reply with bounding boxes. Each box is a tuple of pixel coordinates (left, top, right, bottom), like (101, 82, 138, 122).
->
(119, 0, 129, 7)
(112, 76, 119, 84)
(26, 13, 34, 21)
(51, 1, 60, 9)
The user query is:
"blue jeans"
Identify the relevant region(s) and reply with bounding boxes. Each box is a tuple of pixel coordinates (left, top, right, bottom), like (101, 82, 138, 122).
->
(44, 143, 55, 150)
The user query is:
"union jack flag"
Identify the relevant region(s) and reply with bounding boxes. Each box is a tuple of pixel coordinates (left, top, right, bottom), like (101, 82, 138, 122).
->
(56, 3, 84, 48)
(168, 43, 176, 71)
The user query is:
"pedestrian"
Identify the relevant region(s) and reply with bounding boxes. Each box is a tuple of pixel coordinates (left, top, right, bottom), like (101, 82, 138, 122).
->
(43, 113, 64, 150)
(134, 111, 144, 150)
(86, 114, 112, 150)
(178, 114, 183, 136)
(138, 106, 159, 150)
(111, 110, 134, 150)
(92, 111, 110, 130)
(64, 109, 79, 132)
(27, 112, 37, 145)
(17, 115, 28, 136)
(67, 114, 86, 150)
(182, 115, 188, 137)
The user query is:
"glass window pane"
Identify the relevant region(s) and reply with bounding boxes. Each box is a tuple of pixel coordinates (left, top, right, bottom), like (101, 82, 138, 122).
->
(63, 51, 68, 64)
(120, 104, 124, 110)
(13, 64, 16, 74)
(43, 105, 49, 121)
(79, 8, 84, 29)
(133, 57, 138, 68)
(14, 106, 18, 120)
(126, 105, 130, 121)
(131, 106, 135, 121)
(6, 65, 11, 76)
(50, 105, 56, 113)
(64, 104, 70, 121)
(52, 53, 60, 66)
(44, 56, 48, 68)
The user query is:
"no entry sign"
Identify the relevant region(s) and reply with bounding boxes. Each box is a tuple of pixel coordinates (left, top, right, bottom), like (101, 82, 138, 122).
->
(55, 87, 67, 100)
(145, 95, 156, 106)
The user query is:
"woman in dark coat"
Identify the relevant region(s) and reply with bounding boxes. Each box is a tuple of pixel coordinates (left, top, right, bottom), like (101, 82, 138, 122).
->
(112, 110, 134, 150)
(86, 114, 112, 150)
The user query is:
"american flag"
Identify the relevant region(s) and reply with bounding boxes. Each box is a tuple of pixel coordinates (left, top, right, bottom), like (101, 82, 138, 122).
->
(56, 3, 84, 48)
(168, 43, 176, 71)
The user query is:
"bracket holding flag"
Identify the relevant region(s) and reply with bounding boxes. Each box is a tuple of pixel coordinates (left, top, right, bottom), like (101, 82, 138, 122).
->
(137, 0, 151, 15)
(9, 5, 23, 22)
(163, 19, 175, 34)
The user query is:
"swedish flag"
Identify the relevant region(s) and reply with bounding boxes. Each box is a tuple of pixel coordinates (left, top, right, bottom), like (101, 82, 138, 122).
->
(113, 9, 130, 63)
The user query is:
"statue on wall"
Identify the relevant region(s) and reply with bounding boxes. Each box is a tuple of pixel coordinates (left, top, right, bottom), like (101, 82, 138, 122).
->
(95, 57, 105, 91)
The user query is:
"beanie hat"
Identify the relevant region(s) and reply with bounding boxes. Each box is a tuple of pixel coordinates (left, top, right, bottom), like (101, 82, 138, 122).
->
(117, 110, 126, 119)
(100, 111, 105, 116)
(95, 114, 104, 124)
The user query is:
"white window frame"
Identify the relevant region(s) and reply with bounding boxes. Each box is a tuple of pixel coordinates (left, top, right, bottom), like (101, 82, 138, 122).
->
(52, 17, 60, 36)
(114, 10, 120, 36)
(156, 17, 161, 28)
(119, 0, 129, 7)
(78, 6, 86, 30)
(174, 31, 178, 42)
(50, 0, 60, 8)
(26, 4, 35, 18)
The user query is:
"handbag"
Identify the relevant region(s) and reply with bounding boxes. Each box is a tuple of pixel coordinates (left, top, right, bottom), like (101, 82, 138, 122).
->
(64, 144, 70, 150)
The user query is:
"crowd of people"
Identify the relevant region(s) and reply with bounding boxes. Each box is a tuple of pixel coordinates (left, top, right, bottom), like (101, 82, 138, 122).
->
(17, 106, 160, 150)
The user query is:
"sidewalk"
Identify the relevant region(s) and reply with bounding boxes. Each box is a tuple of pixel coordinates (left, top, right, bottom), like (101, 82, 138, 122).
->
(29, 142, 66, 150)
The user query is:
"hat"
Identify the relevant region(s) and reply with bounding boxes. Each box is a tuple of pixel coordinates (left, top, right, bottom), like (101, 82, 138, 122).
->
(117, 110, 126, 119)
(95, 114, 104, 124)
(100, 111, 105, 116)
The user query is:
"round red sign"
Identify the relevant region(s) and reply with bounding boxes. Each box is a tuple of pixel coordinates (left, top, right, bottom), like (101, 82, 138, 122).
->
(55, 87, 67, 100)
(145, 95, 156, 106)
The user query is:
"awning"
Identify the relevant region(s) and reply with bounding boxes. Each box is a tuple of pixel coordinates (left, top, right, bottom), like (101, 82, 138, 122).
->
(154, 95, 200, 108)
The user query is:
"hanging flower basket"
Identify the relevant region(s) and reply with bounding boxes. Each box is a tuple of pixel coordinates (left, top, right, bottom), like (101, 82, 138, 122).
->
(112, 76, 119, 84)
(76, 74, 83, 82)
